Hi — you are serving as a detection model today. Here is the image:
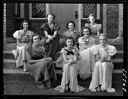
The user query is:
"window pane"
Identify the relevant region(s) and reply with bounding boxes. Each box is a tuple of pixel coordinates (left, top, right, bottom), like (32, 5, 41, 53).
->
(32, 3, 46, 18)
(83, 4, 97, 18)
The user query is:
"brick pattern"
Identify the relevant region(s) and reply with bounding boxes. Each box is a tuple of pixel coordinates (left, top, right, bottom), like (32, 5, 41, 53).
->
(106, 4, 119, 39)
(6, 3, 16, 37)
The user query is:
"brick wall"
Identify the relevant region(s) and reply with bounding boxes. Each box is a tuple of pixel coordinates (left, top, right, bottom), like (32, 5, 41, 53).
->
(6, 3, 16, 37)
(106, 4, 119, 39)
(30, 20, 47, 36)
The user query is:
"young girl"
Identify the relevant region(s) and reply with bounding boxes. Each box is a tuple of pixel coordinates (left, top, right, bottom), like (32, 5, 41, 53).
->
(54, 37, 84, 93)
(89, 34, 117, 93)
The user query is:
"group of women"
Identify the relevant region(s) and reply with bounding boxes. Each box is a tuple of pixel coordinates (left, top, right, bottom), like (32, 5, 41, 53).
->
(12, 13, 117, 93)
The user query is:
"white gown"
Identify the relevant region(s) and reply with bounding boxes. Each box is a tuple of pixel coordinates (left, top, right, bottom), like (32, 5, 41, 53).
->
(89, 44, 117, 92)
(54, 47, 84, 93)
(78, 36, 96, 79)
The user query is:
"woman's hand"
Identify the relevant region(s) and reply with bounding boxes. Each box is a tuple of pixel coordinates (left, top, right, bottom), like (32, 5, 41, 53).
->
(46, 38, 51, 43)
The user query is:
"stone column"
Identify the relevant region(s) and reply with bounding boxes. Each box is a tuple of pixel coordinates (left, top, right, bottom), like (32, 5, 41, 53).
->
(78, 4, 83, 32)
(97, 4, 100, 19)
(3, 3, 7, 49)
(103, 4, 107, 35)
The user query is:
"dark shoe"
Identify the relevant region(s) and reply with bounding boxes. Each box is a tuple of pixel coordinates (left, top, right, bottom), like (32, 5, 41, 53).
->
(36, 84, 46, 89)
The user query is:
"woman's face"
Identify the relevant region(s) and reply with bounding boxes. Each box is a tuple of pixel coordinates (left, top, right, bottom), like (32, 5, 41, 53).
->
(23, 22, 28, 30)
(89, 16, 95, 23)
(33, 35, 40, 44)
(83, 28, 90, 36)
(99, 36, 106, 45)
(68, 22, 74, 30)
(47, 15, 54, 23)
(66, 39, 74, 48)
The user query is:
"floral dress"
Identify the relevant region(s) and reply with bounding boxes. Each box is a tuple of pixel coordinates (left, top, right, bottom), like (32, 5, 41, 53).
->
(12, 29, 34, 67)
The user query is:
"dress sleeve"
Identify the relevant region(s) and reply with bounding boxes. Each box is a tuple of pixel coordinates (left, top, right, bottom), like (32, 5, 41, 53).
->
(85, 23, 90, 27)
(60, 48, 67, 55)
(96, 24, 102, 31)
(13, 30, 21, 39)
(108, 45, 117, 56)
(90, 45, 98, 55)
(41, 23, 48, 31)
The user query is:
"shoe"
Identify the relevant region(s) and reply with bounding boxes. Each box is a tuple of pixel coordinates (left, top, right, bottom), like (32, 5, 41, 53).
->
(89, 88, 97, 92)
(106, 88, 115, 93)
(36, 84, 46, 89)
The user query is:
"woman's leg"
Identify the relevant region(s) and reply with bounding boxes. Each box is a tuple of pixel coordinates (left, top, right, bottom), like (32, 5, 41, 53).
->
(101, 62, 114, 92)
(89, 61, 101, 91)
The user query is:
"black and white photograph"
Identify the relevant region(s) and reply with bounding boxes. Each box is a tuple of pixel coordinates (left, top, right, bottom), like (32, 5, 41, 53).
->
(3, 1, 127, 97)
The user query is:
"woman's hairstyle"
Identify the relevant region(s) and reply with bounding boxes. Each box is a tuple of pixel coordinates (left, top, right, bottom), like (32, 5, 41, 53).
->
(66, 21, 76, 29)
(82, 27, 91, 36)
(20, 19, 30, 29)
(98, 33, 107, 40)
(88, 14, 95, 22)
(46, 13, 56, 20)
(66, 37, 75, 46)
(31, 34, 41, 43)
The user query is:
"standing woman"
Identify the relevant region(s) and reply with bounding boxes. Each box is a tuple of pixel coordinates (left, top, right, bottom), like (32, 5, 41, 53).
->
(41, 13, 60, 61)
(85, 14, 102, 39)
(78, 27, 96, 79)
(89, 34, 117, 93)
(62, 21, 80, 48)
(12, 20, 34, 71)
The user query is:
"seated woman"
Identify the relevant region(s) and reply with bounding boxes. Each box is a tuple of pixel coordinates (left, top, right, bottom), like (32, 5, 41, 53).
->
(25, 34, 57, 89)
(89, 34, 117, 93)
(12, 20, 34, 71)
(41, 13, 60, 61)
(78, 27, 96, 80)
(85, 14, 102, 39)
(54, 37, 84, 93)
(61, 21, 80, 48)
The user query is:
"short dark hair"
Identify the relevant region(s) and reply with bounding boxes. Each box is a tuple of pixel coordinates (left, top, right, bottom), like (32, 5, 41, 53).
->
(46, 13, 56, 20)
(66, 21, 76, 29)
(20, 19, 30, 29)
(82, 27, 91, 36)
(31, 34, 41, 43)
(66, 37, 75, 46)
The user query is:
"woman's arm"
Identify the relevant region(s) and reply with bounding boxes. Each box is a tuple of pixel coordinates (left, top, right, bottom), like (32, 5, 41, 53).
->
(51, 31, 58, 39)
(62, 53, 72, 64)
(44, 30, 52, 39)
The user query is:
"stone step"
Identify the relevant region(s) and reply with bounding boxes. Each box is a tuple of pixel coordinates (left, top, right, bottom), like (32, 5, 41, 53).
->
(107, 42, 123, 51)
(3, 50, 123, 60)
(3, 58, 123, 70)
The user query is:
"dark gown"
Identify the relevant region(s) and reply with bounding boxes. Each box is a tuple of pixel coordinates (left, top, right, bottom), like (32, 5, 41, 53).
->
(41, 22, 60, 61)
(26, 44, 57, 88)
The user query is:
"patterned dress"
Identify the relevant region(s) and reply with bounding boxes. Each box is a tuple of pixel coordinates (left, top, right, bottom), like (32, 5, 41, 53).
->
(12, 29, 34, 67)
(41, 22, 60, 61)
(78, 36, 96, 79)
(54, 47, 84, 93)
(89, 44, 117, 92)
(26, 44, 57, 88)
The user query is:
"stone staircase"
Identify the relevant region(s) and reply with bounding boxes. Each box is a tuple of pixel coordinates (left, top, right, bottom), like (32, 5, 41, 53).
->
(3, 38, 123, 82)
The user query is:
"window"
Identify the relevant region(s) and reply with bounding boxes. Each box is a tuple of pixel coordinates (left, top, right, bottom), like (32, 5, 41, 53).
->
(29, 3, 46, 19)
(83, 4, 97, 18)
